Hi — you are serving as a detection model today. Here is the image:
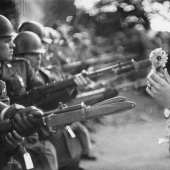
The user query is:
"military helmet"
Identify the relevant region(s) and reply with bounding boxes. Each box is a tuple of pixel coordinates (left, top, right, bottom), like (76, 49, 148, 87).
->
(0, 15, 15, 37)
(13, 31, 46, 55)
(18, 21, 52, 44)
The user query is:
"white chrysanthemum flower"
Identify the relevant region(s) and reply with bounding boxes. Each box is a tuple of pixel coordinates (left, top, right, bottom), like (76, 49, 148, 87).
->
(149, 48, 168, 68)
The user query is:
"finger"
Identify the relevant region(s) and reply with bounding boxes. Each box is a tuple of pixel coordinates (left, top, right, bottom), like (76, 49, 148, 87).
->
(11, 114, 29, 133)
(146, 80, 151, 87)
(74, 76, 82, 86)
(86, 77, 93, 84)
(27, 107, 44, 119)
(146, 87, 154, 98)
(148, 72, 163, 84)
(12, 130, 24, 141)
(152, 66, 156, 73)
(146, 83, 158, 96)
(11, 119, 26, 136)
(5, 132, 20, 145)
(74, 76, 84, 88)
(147, 66, 156, 78)
(77, 74, 88, 85)
(147, 77, 159, 89)
(149, 85, 158, 95)
(3, 135, 15, 149)
(164, 68, 170, 84)
(157, 71, 165, 79)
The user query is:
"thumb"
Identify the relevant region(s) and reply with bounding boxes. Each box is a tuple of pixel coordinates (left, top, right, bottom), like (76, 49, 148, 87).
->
(147, 66, 156, 78)
(151, 66, 156, 74)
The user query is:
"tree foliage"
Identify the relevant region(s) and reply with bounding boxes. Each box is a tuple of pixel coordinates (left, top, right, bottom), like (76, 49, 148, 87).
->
(72, 0, 169, 36)
(44, 0, 76, 27)
(0, 0, 19, 30)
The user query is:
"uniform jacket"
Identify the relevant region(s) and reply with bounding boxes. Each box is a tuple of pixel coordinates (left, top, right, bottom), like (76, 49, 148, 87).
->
(0, 60, 43, 104)
(0, 59, 43, 170)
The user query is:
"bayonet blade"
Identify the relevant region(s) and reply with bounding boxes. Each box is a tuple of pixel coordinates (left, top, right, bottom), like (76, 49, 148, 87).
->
(45, 101, 136, 127)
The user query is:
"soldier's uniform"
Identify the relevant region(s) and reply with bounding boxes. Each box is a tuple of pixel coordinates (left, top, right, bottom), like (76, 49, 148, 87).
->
(0, 60, 43, 101)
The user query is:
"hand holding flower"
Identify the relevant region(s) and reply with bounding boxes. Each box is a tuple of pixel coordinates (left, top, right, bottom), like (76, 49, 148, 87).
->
(146, 48, 170, 109)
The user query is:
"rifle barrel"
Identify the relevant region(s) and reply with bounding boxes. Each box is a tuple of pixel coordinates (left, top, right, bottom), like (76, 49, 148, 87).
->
(88, 59, 151, 78)
(11, 58, 151, 107)
(43, 103, 84, 117)
(62, 53, 137, 72)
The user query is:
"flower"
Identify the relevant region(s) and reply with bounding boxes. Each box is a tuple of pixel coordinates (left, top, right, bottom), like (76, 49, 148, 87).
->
(149, 48, 168, 68)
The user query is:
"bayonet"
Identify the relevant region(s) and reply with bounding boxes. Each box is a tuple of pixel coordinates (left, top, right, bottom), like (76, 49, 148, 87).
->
(45, 99, 136, 127)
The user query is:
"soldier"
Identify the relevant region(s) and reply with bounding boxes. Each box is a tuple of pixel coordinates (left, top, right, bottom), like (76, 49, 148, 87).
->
(0, 15, 58, 170)
(18, 20, 53, 68)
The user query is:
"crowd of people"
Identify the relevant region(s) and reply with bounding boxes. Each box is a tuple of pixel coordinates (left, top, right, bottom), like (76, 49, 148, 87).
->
(0, 15, 102, 170)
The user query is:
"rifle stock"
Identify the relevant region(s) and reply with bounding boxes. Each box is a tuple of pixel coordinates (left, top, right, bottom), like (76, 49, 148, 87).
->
(11, 77, 76, 106)
(11, 59, 150, 106)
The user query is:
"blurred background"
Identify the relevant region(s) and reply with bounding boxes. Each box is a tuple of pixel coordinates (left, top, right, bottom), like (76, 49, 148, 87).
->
(2, 0, 170, 61)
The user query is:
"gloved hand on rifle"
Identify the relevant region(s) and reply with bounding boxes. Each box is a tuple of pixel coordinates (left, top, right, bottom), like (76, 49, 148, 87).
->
(1, 104, 45, 137)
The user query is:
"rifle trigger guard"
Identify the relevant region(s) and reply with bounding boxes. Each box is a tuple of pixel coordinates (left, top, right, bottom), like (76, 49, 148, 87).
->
(80, 102, 86, 121)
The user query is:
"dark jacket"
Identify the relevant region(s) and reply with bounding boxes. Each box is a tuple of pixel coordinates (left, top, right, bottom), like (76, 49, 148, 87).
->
(1, 60, 43, 103)
(0, 59, 43, 170)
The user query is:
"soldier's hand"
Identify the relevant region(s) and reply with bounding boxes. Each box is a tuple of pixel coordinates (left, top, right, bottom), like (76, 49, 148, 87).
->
(74, 72, 88, 90)
(3, 130, 24, 151)
(74, 70, 100, 91)
(8, 105, 45, 137)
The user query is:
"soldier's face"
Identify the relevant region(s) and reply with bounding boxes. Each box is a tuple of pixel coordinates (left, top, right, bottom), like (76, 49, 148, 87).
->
(24, 53, 42, 70)
(0, 37, 15, 61)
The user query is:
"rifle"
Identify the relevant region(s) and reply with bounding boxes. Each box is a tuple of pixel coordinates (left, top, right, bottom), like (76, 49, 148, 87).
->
(11, 59, 151, 106)
(44, 96, 136, 127)
(62, 53, 138, 73)
(0, 96, 135, 135)
(67, 78, 147, 106)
